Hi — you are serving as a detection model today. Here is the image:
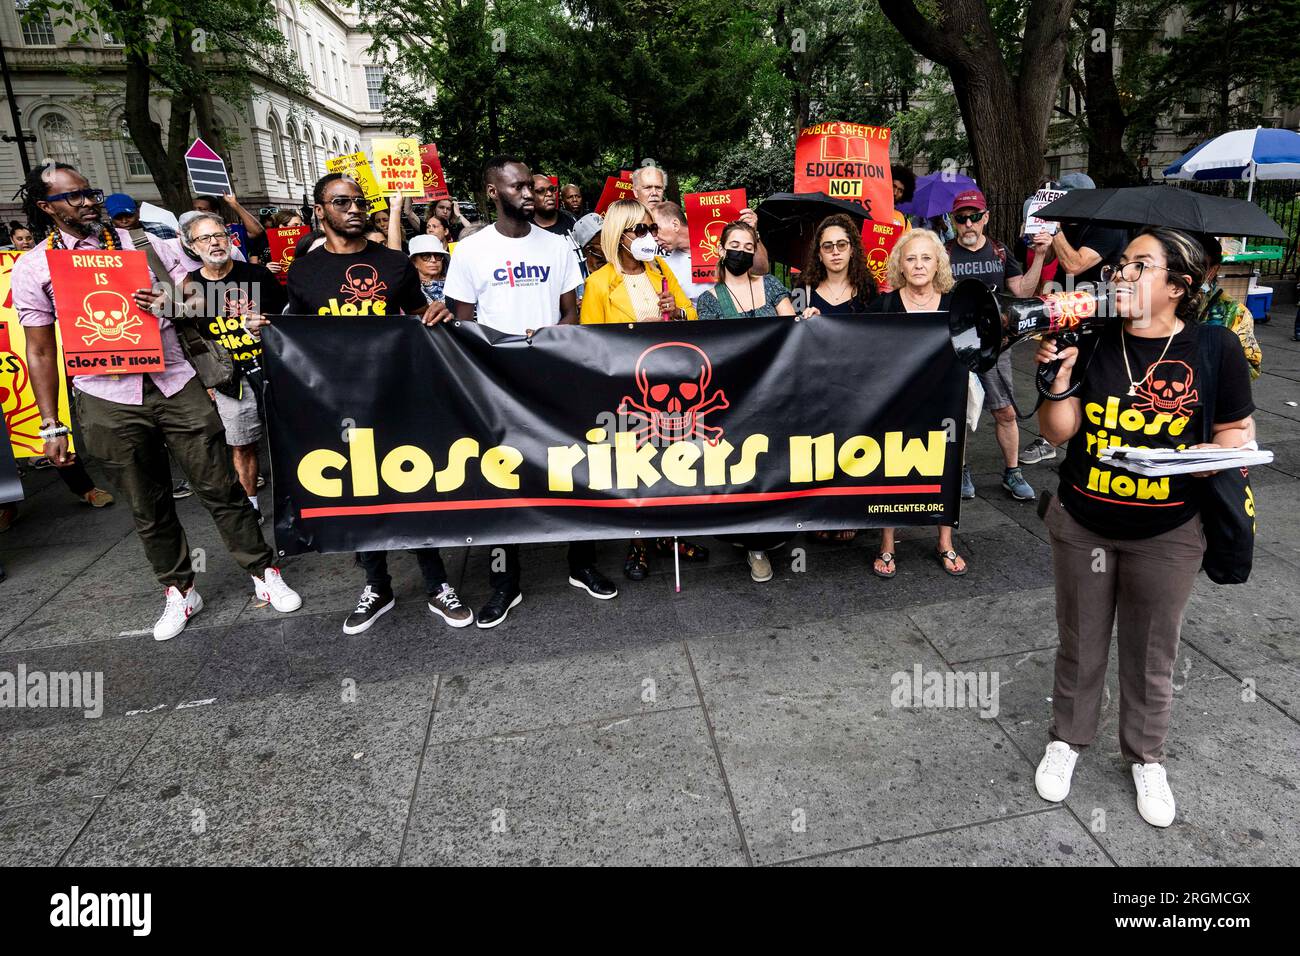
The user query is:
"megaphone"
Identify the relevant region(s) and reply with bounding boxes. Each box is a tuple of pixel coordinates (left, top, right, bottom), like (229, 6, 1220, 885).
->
(949, 278, 1116, 375)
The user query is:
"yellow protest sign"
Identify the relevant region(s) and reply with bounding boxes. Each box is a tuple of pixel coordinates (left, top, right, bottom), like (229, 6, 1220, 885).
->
(1, 251, 75, 458)
(372, 138, 423, 196)
(325, 152, 388, 213)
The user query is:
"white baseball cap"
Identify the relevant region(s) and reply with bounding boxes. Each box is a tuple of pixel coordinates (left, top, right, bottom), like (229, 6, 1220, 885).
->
(408, 235, 449, 257)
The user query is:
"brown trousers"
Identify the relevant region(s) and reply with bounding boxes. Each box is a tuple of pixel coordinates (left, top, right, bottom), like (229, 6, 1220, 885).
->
(1044, 495, 1205, 764)
(76, 377, 272, 589)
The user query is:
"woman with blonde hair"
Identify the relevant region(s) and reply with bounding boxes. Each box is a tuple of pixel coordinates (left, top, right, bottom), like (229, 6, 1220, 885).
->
(579, 198, 696, 325)
(865, 229, 966, 578)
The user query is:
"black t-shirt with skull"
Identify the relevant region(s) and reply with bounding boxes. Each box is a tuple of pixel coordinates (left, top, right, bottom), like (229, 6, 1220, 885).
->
(1057, 320, 1253, 539)
(184, 259, 286, 379)
(286, 240, 426, 318)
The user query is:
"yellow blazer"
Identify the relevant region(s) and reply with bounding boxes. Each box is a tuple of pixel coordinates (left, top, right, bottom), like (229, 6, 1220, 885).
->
(579, 257, 698, 324)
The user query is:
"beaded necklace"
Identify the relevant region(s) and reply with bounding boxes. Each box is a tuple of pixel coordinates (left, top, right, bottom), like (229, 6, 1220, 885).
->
(45, 222, 119, 252)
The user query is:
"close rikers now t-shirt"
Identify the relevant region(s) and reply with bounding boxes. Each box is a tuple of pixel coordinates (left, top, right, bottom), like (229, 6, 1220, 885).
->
(184, 259, 286, 375)
(1058, 321, 1254, 539)
(286, 240, 426, 317)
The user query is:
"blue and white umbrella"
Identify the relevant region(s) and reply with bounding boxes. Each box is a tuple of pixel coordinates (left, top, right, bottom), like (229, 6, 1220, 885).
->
(1164, 126, 1300, 201)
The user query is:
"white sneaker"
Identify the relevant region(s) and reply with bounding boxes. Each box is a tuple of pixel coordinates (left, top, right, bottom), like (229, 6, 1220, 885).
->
(1132, 762, 1176, 827)
(1034, 740, 1078, 802)
(153, 585, 203, 642)
(253, 566, 302, 613)
(746, 550, 773, 583)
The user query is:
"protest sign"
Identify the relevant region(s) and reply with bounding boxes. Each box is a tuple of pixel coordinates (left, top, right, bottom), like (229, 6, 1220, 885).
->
(794, 121, 894, 223)
(227, 223, 249, 258)
(594, 171, 634, 214)
(47, 250, 166, 377)
(263, 313, 965, 554)
(1, 252, 74, 458)
(185, 138, 232, 197)
(373, 138, 424, 196)
(684, 189, 746, 283)
(862, 220, 903, 291)
(266, 226, 312, 285)
(325, 152, 388, 214)
(419, 144, 450, 202)
(1024, 187, 1067, 235)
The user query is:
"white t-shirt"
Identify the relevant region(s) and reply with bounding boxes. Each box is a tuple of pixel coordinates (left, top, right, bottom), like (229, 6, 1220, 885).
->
(662, 248, 717, 303)
(443, 223, 581, 334)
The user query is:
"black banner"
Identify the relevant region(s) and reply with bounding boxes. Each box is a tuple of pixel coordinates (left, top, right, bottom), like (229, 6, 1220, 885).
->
(263, 314, 967, 555)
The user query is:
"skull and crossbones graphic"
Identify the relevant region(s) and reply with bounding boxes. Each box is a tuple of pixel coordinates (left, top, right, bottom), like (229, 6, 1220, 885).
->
(76, 290, 142, 345)
(1131, 359, 1199, 416)
(223, 288, 253, 317)
(340, 263, 387, 305)
(619, 342, 729, 446)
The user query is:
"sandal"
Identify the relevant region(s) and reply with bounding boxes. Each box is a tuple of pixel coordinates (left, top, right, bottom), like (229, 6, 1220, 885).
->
(871, 552, 897, 579)
(655, 537, 709, 562)
(623, 541, 649, 581)
(936, 548, 968, 576)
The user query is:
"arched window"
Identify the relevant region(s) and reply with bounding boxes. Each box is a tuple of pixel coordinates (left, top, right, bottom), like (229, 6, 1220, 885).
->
(267, 114, 286, 180)
(119, 118, 148, 177)
(287, 121, 304, 184)
(38, 113, 80, 166)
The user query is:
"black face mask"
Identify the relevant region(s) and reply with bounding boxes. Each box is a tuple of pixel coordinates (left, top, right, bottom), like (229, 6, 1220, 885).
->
(723, 249, 754, 276)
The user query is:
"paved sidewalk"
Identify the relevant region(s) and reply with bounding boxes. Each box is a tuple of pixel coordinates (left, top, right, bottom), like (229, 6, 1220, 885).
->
(2, 320, 1297, 866)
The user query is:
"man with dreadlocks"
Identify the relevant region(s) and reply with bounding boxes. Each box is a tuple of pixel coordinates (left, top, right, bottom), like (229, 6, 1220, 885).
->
(11, 163, 303, 641)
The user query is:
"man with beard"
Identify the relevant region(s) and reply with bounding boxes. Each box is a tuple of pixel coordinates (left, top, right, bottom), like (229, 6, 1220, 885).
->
(12, 163, 302, 641)
(531, 173, 576, 238)
(180, 211, 285, 522)
(443, 155, 618, 628)
(271, 173, 470, 635)
(945, 189, 1051, 502)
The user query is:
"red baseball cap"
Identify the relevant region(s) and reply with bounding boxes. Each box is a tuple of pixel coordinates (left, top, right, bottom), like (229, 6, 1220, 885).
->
(951, 189, 987, 212)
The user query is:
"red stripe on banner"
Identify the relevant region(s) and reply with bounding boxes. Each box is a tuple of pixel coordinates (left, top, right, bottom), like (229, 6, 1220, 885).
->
(299, 484, 944, 519)
(1070, 485, 1186, 507)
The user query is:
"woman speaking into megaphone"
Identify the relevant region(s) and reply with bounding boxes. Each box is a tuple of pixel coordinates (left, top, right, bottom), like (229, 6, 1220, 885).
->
(1031, 227, 1256, 829)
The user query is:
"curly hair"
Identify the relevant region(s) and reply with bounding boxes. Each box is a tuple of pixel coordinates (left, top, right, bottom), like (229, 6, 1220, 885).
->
(886, 229, 954, 294)
(20, 162, 79, 236)
(801, 214, 876, 301)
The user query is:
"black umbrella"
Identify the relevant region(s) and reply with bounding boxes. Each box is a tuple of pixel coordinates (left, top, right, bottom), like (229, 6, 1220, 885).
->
(1033, 185, 1285, 239)
(757, 192, 871, 268)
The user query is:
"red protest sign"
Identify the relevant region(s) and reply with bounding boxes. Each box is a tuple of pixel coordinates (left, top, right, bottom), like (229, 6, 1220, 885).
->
(266, 226, 312, 285)
(684, 189, 746, 283)
(47, 250, 166, 376)
(0, 316, 9, 354)
(594, 171, 634, 214)
(419, 144, 450, 202)
(861, 220, 902, 292)
(795, 121, 894, 224)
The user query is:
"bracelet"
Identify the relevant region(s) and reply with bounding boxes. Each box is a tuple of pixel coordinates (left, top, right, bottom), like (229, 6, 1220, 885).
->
(39, 424, 71, 439)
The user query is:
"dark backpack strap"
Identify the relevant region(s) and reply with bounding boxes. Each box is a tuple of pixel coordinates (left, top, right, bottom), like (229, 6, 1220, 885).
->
(1194, 322, 1222, 443)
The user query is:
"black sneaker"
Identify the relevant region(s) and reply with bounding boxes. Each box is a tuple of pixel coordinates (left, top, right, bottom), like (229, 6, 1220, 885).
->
(342, 584, 395, 635)
(476, 588, 522, 629)
(172, 479, 193, 499)
(568, 566, 618, 600)
(428, 583, 474, 627)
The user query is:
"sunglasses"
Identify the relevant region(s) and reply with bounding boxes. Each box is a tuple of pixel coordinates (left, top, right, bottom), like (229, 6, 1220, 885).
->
(623, 222, 660, 238)
(324, 196, 373, 211)
(47, 188, 105, 207)
(953, 211, 986, 225)
(820, 239, 851, 253)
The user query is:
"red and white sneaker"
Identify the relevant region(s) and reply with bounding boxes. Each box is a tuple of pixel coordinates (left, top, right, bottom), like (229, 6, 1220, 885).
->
(154, 586, 203, 642)
(253, 567, 303, 613)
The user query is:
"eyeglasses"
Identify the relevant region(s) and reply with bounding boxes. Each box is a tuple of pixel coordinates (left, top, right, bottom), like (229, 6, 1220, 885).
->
(820, 239, 851, 253)
(534, 185, 558, 195)
(259, 206, 280, 216)
(623, 222, 660, 237)
(324, 196, 373, 211)
(191, 233, 230, 247)
(1101, 261, 1175, 283)
(953, 211, 986, 225)
(46, 188, 105, 207)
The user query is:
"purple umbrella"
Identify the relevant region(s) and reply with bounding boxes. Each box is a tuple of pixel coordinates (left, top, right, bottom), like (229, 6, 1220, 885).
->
(896, 171, 979, 220)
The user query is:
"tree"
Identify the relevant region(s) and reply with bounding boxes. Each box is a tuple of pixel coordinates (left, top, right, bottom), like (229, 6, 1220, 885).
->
(29, 0, 304, 209)
(879, 0, 1078, 244)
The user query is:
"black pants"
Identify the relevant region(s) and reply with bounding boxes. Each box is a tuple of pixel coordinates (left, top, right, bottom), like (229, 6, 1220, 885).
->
(56, 459, 95, 497)
(489, 541, 596, 592)
(357, 548, 449, 594)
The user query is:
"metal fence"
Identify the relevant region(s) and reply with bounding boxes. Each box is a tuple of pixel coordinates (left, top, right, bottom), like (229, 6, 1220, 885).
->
(1178, 179, 1300, 279)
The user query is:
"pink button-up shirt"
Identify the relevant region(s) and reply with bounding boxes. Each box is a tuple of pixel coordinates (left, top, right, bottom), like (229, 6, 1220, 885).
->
(13, 226, 195, 405)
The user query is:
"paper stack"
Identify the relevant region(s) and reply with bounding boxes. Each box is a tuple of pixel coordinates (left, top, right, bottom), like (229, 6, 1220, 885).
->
(1099, 445, 1273, 477)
